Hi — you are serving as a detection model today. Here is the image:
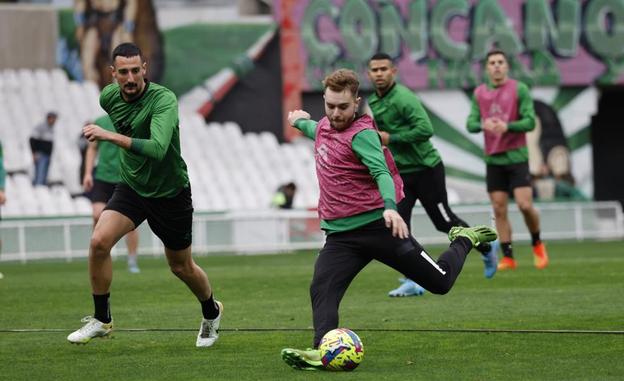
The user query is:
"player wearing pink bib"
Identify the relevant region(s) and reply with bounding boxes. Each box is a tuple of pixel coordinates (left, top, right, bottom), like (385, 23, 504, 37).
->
(467, 49, 549, 271)
(280, 69, 497, 371)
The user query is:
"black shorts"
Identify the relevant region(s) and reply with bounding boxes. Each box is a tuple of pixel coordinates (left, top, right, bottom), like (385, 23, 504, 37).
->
(104, 183, 194, 250)
(486, 162, 531, 193)
(90, 179, 117, 204)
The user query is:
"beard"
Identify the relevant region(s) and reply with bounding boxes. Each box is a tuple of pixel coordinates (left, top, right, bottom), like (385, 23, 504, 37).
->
(122, 83, 141, 100)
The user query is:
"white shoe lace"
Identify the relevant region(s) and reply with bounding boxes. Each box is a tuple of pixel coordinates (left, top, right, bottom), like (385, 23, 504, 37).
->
(200, 319, 217, 338)
(76, 316, 107, 336)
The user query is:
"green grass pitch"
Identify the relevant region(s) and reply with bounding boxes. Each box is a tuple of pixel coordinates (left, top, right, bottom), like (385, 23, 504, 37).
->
(1, 240, 623, 380)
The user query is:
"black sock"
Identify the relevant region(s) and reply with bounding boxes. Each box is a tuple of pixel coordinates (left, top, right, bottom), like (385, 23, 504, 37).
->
(93, 293, 111, 323)
(531, 232, 541, 246)
(501, 242, 513, 258)
(201, 294, 219, 319)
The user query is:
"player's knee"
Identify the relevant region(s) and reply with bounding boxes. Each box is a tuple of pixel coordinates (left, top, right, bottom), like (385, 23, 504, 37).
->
(169, 262, 191, 278)
(89, 233, 113, 256)
(492, 204, 507, 217)
(516, 200, 533, 213)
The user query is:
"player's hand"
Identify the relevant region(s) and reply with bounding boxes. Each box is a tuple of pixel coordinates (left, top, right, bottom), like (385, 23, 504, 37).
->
(83, 124, 109, 142)
(383, 209, 409, 239)
(482, 117, 496, 131)
(287, 110, 311, 126)
(491, 118, 508, 134)
(82, 173, 94, 192)
(0, 190, 6, 205)
(379, 131, 391, 146)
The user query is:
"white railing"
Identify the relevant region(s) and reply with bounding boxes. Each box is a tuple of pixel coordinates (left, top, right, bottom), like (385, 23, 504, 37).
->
(1, 201, 622, 263)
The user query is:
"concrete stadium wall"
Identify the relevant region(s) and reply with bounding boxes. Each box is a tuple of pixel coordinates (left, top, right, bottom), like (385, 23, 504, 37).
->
(0, 4, 58, 69)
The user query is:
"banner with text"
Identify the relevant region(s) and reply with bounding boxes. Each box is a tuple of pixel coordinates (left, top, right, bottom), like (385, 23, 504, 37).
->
(274, 0, 624, 90)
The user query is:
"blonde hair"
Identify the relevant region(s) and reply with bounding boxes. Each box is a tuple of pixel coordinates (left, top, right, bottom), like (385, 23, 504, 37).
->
(322, 69, 359, 97)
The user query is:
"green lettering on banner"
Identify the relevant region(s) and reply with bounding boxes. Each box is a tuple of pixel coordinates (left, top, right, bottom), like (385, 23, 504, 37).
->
(530, 50, 560, 85)
(470, 0, 524, 60)
(301, 0, 340, 67)
(524, 0, 580, 57)
(339, 0, 377, 63)
(378, 0, 427, 60)
(585, 0, 624, 84)
(596, 58, 624, 84)
(431, 0, 469, 61)
(428, 59, 440, 88)
(584, 0, 624, 58)
(507, 54, 533, 85)
(442, 60, 479, 88)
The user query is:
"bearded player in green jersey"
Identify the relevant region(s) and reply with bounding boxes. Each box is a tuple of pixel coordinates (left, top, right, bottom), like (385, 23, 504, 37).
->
(68, 43, 222, 347)
(366, 53, 499, 297)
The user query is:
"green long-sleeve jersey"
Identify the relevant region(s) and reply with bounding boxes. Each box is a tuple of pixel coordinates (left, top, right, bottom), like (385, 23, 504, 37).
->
(466, 81, 536, 165)
(93, 115, 121, 183)
(100, 81, 189, 198)
(367, 83, 441, 173)
(295, 118, 397, 234)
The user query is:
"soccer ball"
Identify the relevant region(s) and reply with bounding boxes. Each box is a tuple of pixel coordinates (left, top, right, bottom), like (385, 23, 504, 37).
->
(318, 328, 364, 371)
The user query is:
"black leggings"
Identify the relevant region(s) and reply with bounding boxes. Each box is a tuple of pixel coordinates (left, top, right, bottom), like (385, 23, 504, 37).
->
(310, 219, 472, 347)
(398, 162, 468, 232)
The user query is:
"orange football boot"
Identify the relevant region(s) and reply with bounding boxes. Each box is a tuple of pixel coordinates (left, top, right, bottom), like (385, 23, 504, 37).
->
(497, 256, 517, 270)
(532, 242, 549, 269)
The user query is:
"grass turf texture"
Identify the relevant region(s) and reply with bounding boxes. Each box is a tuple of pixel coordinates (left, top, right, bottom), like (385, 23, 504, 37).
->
(1, 240, 623, 380)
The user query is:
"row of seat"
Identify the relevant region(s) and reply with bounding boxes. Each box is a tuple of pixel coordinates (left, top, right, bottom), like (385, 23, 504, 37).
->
(0, 68, 103, 196)
(0, 68, 489, 218)
(0, 69, 319, 216)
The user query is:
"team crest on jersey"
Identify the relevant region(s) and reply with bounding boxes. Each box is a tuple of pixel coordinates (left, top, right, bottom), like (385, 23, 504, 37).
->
(316, 143, 329, 163)
(488, 103, 503, 118)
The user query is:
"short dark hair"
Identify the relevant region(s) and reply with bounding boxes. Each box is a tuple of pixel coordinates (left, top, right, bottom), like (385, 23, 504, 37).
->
(322, 69, 360, 97)
(486, 49, 508, 62)
(112, 43, 143, 63)
(369, 52, 393, 63)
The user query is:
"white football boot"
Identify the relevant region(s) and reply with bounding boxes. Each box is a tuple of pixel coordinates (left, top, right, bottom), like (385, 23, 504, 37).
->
(196, 301, 223, 347)
(67, 316, 113, 344)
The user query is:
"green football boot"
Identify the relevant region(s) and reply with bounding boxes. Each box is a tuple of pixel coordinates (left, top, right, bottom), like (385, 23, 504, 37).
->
(281, 348, 324, 371)
(448, 225, 498, 247)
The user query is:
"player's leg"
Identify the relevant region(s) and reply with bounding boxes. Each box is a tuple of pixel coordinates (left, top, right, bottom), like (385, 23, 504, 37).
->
(513, 185, 549, 269)
(310, 232, 371, 348)
(487, 164, 516, 270)
(145, 186, 221, 347)
(125, 229, 140, 273)
(92, 179, 140, 273)
(283, 228, 370, 371)
(397, 172, 418, 229)
(375, 223, 496, 294)
(67, 209, 136, 344)
(416, 163, 468, 233)
(89, 209, 135, 294)
(91, 201, 106, 225)
(418, 162, 499, 278)
(165, 245, 212, 301)
(489, 191, 515, 270)
(388, 172, 426, 296)
(163, 245, 222, 347)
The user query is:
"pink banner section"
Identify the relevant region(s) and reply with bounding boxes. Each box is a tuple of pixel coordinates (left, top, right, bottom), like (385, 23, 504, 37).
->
(275, 0, 624, 91)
